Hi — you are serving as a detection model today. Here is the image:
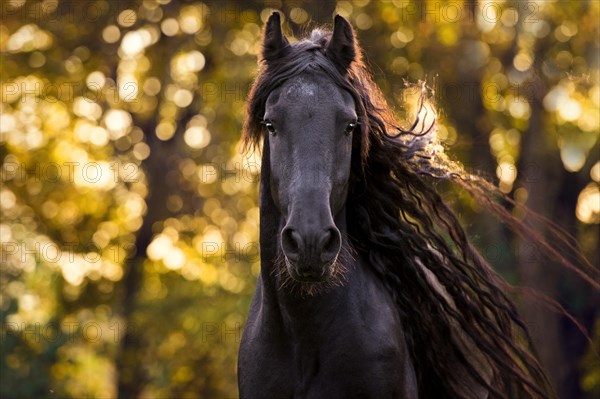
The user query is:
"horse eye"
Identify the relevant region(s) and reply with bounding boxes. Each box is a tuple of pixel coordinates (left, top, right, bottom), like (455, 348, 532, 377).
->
(345, 122, 357, 135)
(264, 121, 276, 135)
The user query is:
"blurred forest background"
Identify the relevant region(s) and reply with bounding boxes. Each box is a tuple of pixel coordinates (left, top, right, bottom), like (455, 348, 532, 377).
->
(0, 0, 598, 398)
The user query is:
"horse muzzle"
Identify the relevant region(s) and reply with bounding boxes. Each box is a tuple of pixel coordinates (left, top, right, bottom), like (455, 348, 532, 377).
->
(281, 224, 341, 282)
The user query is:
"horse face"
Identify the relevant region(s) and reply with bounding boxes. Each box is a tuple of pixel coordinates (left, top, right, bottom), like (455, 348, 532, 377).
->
(264, 73, 356, 282)
(257, 13, 359, 283)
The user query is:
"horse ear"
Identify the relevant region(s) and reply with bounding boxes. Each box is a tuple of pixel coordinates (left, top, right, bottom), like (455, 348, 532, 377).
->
(262, 12, 289, 63)
(326, 15, 356, 71)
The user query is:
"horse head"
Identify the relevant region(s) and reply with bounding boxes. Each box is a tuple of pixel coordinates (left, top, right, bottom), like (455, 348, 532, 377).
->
(259, 13, 360, 283)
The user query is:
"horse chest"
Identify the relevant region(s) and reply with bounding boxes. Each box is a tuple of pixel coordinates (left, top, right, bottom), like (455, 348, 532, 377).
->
(288, 330, 406, 396)
(239, 277, 418, 398)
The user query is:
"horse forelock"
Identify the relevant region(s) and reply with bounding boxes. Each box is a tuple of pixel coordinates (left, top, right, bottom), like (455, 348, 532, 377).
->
(243, 26, 405, 168)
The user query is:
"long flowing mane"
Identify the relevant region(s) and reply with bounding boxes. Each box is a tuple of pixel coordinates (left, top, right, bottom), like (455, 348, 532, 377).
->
(243, 25, 596, 398)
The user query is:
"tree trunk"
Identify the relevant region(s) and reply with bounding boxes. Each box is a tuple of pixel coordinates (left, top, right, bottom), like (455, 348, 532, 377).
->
(115, 119, 174, 399)
(115, 108, 193, 398)
(514, 70, 567, 394)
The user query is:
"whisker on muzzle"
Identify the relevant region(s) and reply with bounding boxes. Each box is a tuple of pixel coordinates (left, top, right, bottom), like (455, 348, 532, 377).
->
(272, 239, 355, 297)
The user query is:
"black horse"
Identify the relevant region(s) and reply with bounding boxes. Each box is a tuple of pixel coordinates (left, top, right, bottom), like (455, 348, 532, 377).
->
(238, 13, 557, 398)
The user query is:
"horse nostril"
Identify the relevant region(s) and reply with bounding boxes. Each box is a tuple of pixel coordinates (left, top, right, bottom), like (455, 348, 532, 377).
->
(321, 229, 334, 248)
(281, 227, 302, 261)
(319, 228, 341, 263)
